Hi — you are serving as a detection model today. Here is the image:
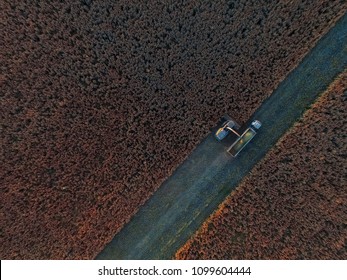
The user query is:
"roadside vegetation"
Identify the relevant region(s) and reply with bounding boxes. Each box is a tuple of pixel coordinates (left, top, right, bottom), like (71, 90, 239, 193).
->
(1, 0, 346, 259)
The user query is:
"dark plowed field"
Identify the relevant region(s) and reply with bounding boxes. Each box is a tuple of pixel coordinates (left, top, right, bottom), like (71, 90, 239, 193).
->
(176, 72, 347, 260)
(1, 1, 346, 259)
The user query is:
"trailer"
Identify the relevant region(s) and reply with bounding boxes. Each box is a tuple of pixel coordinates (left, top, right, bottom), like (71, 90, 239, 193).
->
(227, 120, 261, 156)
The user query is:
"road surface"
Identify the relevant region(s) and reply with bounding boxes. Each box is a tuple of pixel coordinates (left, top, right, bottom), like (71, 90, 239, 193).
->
(96, 13, 347, 259)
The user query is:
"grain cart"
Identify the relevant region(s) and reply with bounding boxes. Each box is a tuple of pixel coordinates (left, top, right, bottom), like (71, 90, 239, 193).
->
(227, 120, 261, 157)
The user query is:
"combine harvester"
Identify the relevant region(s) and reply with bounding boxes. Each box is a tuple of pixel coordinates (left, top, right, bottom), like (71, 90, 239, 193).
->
(215, 115, 262, 157)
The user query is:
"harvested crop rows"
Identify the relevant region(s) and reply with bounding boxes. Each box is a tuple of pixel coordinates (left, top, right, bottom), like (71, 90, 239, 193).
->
(176, 72, 347, 259)
(1, 1, 346, 259)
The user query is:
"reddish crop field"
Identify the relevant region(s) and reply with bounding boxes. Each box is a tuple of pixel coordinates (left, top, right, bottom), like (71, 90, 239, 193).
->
(176, 72, 347, 259)
(1, 1, 346, 259)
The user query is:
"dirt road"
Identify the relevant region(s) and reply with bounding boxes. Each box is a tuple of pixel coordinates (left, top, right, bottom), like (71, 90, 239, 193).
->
(96, 13, 347, 259)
